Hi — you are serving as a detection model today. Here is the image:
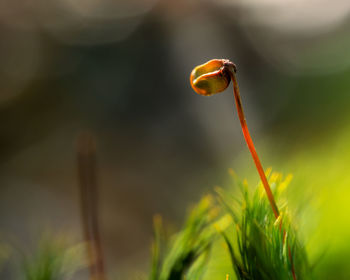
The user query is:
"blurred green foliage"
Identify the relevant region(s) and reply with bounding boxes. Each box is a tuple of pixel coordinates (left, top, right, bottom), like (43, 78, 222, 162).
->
(150, 196, 220, 280)
(18, 236, 86, 280)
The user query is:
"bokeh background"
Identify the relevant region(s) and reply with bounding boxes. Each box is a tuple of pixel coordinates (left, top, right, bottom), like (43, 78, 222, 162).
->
(1, 0, 350, 278)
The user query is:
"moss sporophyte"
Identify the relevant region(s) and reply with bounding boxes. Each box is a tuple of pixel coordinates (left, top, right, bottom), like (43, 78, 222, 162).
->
(190, 59, 299, 280)
(190, 59, 279, 219)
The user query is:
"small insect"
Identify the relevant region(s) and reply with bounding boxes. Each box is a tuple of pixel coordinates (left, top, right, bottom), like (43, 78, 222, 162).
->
(190, 59, 236, 96)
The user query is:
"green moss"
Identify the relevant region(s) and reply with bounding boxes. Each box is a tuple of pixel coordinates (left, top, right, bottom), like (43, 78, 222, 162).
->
(150, 170, 312, 280)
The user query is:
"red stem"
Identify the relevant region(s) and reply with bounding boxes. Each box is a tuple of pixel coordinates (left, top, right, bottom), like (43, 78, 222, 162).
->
(289, 246, 297, 280)
(229, 68, 295, 279)
(229, 72, 279, 219)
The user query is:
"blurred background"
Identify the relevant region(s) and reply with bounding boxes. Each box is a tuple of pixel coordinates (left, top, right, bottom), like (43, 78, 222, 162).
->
(0, 0, 350, 278)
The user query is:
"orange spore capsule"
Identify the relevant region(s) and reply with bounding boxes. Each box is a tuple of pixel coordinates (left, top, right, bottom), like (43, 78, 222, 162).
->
(190, 59, 231, 96)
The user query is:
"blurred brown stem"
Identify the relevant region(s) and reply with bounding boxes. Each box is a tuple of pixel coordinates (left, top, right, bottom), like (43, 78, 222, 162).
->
(77, 133, 106, 280)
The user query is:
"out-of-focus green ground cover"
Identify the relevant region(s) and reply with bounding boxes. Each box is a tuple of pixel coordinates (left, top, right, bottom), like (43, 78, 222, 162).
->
(262, 68, 350, 279)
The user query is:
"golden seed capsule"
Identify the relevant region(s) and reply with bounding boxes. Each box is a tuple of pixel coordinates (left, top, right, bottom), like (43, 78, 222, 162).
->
(190, 59, 232, 96)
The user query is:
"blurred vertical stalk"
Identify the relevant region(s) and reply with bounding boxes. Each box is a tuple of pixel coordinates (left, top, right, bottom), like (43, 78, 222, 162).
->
(77, 133, 106, 280)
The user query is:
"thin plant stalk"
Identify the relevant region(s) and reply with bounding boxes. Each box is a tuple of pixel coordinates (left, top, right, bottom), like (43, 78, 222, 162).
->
(192, 59, 299, 278)
(190, 59, 280, 219)
(77, 133, 106, 280)
(229, 72, 280, 219)
(230, 70, 296, 279)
